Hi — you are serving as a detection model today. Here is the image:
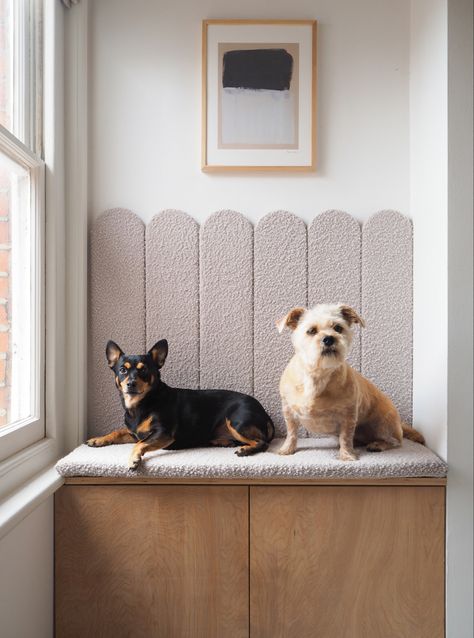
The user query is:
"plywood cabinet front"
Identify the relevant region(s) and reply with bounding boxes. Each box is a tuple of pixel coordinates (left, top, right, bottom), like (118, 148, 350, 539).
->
(55, 482, 445, 638)
(250, 486, 445, 638)
(55, 485, 249, 638)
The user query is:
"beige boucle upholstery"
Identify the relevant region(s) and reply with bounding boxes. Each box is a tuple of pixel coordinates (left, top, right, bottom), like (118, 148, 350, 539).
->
(88, 208, 413, 440)
(146, 210, 200, 389)
(76, 207, 439, 482)
(200, 211, 253, 394)
(363, 211, 413, 423)
(309, 210, 361, 371)
(55, 439, 447, 480)
(254, 211, 308, 435)
(88, 209, 145, 437)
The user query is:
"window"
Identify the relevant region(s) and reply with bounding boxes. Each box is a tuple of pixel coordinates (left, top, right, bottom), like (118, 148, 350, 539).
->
(0, 0, 44, 462)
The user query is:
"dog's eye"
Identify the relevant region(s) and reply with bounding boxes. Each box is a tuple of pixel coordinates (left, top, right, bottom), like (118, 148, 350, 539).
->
(119, 366, 127, 375)
(334, 324, 343, 333)
(306, 327, 318, 335)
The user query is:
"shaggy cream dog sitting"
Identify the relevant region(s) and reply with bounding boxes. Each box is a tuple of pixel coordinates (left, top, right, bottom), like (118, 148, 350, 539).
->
(276, 303, 424, 460)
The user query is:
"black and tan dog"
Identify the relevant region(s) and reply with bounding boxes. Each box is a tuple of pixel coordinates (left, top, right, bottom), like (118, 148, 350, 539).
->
(87, 339, 274, 469)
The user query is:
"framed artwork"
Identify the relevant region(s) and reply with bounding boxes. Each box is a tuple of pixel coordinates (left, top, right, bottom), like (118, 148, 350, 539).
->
(202, 20, 317, 171)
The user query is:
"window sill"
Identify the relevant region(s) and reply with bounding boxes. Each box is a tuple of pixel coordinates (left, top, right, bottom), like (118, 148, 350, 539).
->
(0, 437, 59, 501)
(0, 462, 63, 540)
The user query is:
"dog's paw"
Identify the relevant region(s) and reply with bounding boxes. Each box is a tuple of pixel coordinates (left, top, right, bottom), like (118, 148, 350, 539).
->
(338, 449, 358, 462)
(87, 437, 106, 447)
(235, 447, 254, 457)
(128, 456, 141, 471)
(366, 442, 384, 453)
(278, 445, 296, 456)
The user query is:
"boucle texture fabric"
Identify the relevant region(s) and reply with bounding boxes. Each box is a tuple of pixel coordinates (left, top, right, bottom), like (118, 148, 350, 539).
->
(309, 211, 362, 371)
(55, 439, 447, 480)
(146, 210, 199, 389)
(88, 208, 414, 441)
(254, 212, 308, 437)
(362, 211, 413, 423)
(88, 209, 145, 437)
(200, 211, 253, 393)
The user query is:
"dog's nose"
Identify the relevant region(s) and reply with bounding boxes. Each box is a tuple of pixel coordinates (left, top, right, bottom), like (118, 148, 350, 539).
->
(127, 381, 136, 389)
(322, 336, 335, 346)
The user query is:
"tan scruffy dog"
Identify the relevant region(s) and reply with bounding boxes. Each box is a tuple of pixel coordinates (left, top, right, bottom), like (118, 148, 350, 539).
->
(276, 303, 424, 460)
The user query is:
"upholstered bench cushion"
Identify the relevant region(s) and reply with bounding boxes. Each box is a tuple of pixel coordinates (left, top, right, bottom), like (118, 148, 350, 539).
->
(55, 438, 447, 480)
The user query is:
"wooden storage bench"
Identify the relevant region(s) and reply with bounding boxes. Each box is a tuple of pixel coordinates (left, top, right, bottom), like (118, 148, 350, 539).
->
(55, 441, 447, 638)
(69, 209, 448, 636)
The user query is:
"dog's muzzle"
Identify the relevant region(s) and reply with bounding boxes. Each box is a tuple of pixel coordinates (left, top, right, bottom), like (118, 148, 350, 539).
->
(321, 335, 338, 356)
(126, 382, 141, 395)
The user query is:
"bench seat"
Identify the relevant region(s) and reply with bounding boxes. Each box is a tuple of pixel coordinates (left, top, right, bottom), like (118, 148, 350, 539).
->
(55, 437, 447, 480)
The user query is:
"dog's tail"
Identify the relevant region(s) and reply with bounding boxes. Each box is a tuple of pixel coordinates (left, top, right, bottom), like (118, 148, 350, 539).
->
(402, 422, 425, 445)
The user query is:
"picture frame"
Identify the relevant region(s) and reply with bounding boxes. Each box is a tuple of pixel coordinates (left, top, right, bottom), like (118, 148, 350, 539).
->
(202, 20, 317, 172)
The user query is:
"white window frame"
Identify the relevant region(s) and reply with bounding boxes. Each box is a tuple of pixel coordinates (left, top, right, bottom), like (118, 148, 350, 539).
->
(8, 0, 43, 154)
(0, 0, 60, 505)
(0, 126, 45, 463)
(0, 0, 88, 510)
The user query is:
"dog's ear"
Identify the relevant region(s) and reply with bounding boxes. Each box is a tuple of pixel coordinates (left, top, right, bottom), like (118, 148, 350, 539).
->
(148, 339, 168, 368)
(339, 305, 365, 328)
(276, 307, 307, 333)
(106, 341, 123, 368)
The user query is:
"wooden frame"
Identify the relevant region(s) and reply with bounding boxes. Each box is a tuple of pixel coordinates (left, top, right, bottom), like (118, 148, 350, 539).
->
(202, 20, 317, 172)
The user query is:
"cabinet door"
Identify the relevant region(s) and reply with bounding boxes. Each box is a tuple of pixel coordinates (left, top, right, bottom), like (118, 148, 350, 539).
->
(55, 485, 249, 638)
(250, 486, 445, 638)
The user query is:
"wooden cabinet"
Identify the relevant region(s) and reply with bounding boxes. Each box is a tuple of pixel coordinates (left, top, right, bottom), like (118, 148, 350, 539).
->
(250, 486, 445, 638)
(55, 486, 249, 638)
(55, 481, 445, 638)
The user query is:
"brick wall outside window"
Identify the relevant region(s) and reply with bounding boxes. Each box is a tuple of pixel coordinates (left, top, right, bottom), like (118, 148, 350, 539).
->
(0, 0, 11, 426)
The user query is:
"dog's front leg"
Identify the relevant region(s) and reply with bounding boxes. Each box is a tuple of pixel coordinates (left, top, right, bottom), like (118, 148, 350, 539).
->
(87, 429, 135, 447)
(128, 433, 175, 470)
(278, 404, 299, 455)
(338, 419, 358, 461)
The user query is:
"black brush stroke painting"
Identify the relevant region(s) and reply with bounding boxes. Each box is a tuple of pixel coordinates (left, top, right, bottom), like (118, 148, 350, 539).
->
(222, 48, 293, 91)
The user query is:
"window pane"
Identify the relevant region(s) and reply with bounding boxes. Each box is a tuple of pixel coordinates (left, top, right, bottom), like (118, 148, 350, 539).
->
(0, 150, 35, 428)
(0, 0, 42, 153)
(0, 0, 13, 132)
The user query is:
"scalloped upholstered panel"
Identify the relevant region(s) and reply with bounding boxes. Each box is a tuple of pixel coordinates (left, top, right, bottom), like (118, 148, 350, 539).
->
(88, 210, 412, 437)
(88, 209, 146, 436)
(146, 210, 199, 390)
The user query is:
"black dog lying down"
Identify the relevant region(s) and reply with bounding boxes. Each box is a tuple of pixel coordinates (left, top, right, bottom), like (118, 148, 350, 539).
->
(87, 339, 274, 470)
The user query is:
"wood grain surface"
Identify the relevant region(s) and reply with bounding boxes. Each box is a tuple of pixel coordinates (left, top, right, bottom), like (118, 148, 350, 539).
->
(55, 485, 249, 638)
(250, 486, 445, 638)
(64, 476, 447, 487)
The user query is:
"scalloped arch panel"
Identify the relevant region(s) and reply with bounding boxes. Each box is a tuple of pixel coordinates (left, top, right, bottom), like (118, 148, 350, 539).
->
(200, 211, 253, 393)
(88, 209, 412, 437)
(309, 210, 362, 371)
(146, 210, 199, 389)
(254, 212, 308, 436)
(88, 209, 146, 436)
(362, 210, 413, 423)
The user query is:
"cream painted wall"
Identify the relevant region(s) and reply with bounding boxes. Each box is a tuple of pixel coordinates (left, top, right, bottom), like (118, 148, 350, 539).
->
(410, 0, 447, 458)
(0, 498, 54, 638)
(88, 0, 410, 223)
(87, 0, 450, 458)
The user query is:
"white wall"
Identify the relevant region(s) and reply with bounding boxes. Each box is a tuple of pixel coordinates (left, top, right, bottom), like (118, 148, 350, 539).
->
(88, 0, 410, 223)
(446, 0, 473, 636)
(84, 1, 472, 635)
(87, 0, 449, 457)
(410, 0, 447, 457)
(0, 498, 54, 638)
